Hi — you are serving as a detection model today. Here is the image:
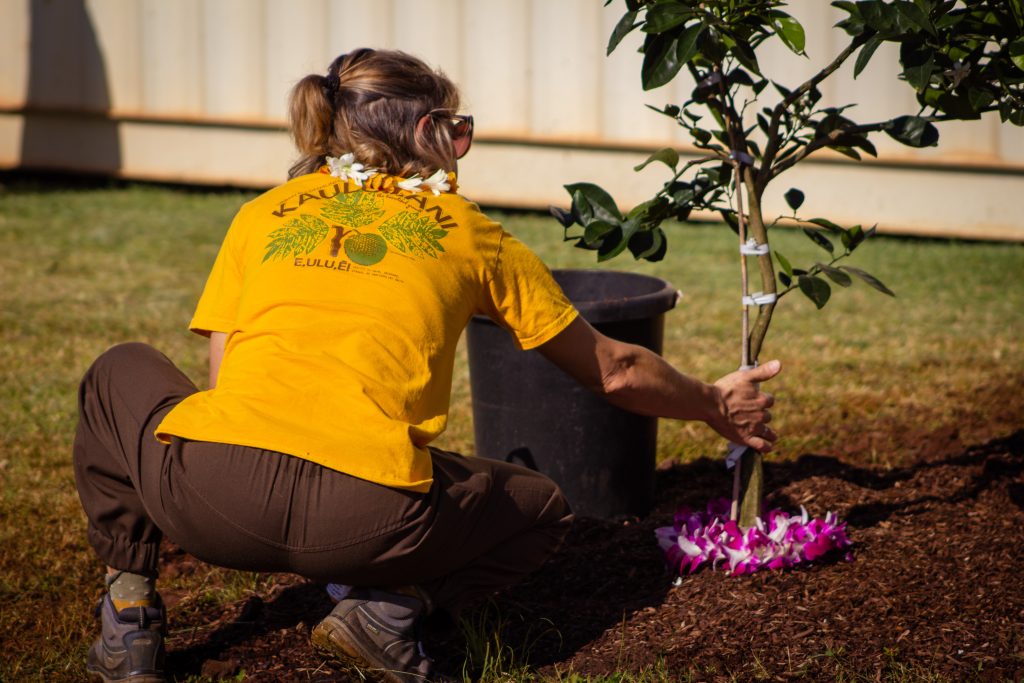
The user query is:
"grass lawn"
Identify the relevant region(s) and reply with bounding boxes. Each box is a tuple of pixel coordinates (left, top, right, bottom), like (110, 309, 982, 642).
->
(1, 176, 1022, 681)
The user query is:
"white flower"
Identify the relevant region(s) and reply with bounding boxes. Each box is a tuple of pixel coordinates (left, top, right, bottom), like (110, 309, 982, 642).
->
(394, 169, 451, 195)
(421, 168, 451, 196)
(397, 175, 424, 193)
(325, 153, 376, 187)
(944, 61, 970, 88)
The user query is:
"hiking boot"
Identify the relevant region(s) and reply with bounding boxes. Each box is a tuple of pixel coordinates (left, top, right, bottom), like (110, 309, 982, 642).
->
(311, 587, 453, 683)
(86, 593, 166, 683)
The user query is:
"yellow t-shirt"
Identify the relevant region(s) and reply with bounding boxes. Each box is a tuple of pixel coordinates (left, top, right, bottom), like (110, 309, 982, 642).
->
(155, 168, 578, 492)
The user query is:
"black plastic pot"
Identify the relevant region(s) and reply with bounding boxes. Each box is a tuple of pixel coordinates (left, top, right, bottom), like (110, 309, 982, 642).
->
(466, 269, 679, 518)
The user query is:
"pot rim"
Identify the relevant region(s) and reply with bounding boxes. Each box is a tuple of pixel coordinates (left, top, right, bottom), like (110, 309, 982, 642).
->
(472, 268, 679, 326)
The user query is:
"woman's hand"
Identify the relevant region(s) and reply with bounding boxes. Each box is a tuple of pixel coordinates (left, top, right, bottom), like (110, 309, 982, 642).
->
(706, 360, 781, 453)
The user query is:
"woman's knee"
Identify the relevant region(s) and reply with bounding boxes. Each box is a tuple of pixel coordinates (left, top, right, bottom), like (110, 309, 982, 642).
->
(541, 481, 574, 540)
(505, 467, 574, 535)
(84, 343, 163, 384)
(78, 342, 184, 409)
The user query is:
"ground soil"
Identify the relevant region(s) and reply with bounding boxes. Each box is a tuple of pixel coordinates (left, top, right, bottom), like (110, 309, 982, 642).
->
(159, 419, 1024, 682)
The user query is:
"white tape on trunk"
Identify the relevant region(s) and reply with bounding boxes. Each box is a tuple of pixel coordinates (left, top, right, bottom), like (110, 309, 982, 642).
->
(742, 292, 777, 306)
(739, 238, 769, 256)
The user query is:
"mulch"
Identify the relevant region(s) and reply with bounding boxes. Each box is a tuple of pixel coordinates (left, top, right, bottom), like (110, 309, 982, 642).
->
(160, 425, 1024, 682)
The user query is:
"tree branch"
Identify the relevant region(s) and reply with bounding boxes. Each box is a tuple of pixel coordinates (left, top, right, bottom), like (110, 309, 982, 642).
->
(768, 106, 1001, 180)
(758, 34, 869, 189)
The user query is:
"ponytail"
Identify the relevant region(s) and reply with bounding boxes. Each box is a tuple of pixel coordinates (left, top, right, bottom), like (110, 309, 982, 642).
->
(288, 74, 336, 178)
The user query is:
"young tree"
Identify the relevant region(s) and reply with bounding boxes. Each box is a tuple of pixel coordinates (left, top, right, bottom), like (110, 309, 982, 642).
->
(553, 0, 1024, 527)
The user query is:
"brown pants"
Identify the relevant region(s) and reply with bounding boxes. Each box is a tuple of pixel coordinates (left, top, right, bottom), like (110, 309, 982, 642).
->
(73, 343, 573, 612)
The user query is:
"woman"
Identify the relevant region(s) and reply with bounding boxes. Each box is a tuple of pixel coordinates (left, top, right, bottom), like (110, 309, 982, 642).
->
(74, 49, 779, 683)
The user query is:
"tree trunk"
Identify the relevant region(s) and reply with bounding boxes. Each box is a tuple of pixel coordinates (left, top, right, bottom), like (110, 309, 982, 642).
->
(736, 166, 776, 528)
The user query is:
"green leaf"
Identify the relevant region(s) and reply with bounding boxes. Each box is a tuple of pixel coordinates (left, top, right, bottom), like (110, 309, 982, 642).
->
(831, 145, 862, 161)
(596, 226, 626, 261)
(900, 41, 935, 91)
(643, 4, 693, 33)
(598, 219, 640, 262)
(770, 11, 806, 54)
(584, 220, 618, 246)
(727, 68, 755, 87)
(779, 271, 792, 288)
(642, 34, 685, 91)
(837, 134, 878, 157)
(719, 209, 740, 235)
(842, 266, 896, 296)
(634, 147, 680, 172)
(675, 23, 703, 67)
(773, 81, 793, 100)
(700, 26, 727, 63)
(854, 36, 883, 78)
(1000, 101, 1024, 126)
(858, 0, 897, 32)
(803, 228, 835, 253)
(1010, 40, 1024, 74)
(807, 217, 843, 234)
(774, 250, 793, 276)
(968, 87, 995, 111)
(818, 262, 853, 286)
(798, 275, 832, 309)
(608, 10, 640, 55)
(570, 190, 593, 225)
(669, 182, 695, 205)
(784, 188, 805, 211)
(885, 115, 940, 147)
(549, 205, 575, 228)
(645, 103, 681, 119)
(841, 224, 865, 250)
(690, 127, 713, 145)
(564, 183, 624, 223)
(895, 1, 935, 35)
(627, 227, 667, 261)
(731, 38, 762, 75)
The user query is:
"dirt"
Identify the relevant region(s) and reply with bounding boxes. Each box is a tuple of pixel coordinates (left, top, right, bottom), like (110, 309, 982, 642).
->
(159, 423, 1024, 682)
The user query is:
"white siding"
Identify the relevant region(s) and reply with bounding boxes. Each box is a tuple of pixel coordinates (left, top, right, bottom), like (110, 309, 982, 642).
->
(0, 0, 1022, 239)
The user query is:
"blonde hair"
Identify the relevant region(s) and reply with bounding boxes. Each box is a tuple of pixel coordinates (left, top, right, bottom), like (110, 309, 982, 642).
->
(288, 48, 461, 179)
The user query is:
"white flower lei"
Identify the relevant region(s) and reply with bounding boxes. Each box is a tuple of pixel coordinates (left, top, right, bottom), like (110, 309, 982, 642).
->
(326, 153, 450, 195)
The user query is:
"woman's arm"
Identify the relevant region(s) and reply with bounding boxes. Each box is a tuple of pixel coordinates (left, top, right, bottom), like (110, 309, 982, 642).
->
(537, 317, 780, 452)
(208, 332, 226, 389)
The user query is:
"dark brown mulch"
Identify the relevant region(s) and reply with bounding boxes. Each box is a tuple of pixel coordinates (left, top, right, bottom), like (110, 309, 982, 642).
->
(161, 426, 1024, 682)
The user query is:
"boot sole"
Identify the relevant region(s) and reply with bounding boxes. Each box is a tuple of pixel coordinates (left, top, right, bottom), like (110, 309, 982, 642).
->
(311, 615, 408, 683)
(86, 664, 164, 683)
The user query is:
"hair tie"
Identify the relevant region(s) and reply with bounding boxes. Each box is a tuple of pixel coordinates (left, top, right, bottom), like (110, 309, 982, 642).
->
(323, 73, 340, 104)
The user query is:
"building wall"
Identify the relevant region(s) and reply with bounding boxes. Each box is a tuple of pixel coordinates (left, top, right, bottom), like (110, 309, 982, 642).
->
(1, 0, 1022, 240)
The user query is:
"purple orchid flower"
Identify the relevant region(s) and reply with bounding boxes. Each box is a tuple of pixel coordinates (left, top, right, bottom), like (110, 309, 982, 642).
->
(655, 498, 853, 576)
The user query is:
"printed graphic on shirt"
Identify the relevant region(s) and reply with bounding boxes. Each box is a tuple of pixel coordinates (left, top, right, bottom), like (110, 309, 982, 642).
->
(378, 212, 448, 259)
(261, 190, 449, 268)
(320, 191, 387, 227)
(262, 215, 329, 263)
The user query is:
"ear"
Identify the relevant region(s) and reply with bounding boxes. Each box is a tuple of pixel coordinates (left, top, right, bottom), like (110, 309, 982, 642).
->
(415, 114, 432, 140)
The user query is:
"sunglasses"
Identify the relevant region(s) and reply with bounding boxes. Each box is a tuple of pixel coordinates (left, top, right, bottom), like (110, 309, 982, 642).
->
(449, 114, 473, 139)
(449, 114, 474, 159)
(417, 112, 474, 160)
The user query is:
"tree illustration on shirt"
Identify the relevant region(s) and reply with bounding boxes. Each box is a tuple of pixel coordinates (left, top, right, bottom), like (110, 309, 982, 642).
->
(377, 212, 448, 259)
(261, 190, 447, 265)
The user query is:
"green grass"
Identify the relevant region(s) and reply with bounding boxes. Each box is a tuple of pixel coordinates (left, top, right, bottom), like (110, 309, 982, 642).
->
(1, 177, 1022, 681)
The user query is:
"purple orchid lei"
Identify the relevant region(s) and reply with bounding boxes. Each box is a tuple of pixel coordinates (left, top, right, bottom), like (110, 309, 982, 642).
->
(655, 498, 853, 576)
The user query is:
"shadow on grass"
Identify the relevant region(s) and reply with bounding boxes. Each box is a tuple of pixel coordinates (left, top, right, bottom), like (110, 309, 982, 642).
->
(166, 582, 331, 678)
